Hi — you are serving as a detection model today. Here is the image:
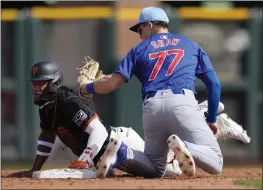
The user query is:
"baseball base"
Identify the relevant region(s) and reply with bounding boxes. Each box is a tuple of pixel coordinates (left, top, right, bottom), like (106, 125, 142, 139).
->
(32, 168, 96, 179)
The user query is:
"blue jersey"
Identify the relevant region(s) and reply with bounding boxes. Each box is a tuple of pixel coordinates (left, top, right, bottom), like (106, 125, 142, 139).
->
(114, 33, 215, 99)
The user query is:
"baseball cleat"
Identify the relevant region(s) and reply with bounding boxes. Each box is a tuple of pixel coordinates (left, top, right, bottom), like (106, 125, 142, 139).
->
(96, 136, 128, 178)
(164, 157, 183, 177)
(198, 100, 225, 117)
(216, 113, 251, 143)
(164, 150, 183, 177)
(167, 135, 196, 177)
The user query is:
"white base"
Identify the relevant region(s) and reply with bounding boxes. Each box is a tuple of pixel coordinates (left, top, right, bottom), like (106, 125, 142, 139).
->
(32, 168, 97, 179)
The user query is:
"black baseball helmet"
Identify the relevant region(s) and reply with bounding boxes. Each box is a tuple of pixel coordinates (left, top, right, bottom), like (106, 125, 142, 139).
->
(28, 60, 63, 104)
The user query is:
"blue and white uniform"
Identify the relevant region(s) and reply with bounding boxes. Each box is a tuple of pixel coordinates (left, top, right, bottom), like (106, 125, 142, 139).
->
(100, 7, 223, 178)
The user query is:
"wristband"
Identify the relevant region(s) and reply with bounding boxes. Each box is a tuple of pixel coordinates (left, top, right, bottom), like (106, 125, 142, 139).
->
(85, 82, 96, 95)
(37, 140, 54, 148)
(36, 150, 51, 157)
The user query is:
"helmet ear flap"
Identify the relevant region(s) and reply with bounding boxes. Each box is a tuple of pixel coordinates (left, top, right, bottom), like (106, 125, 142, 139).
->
(52, 71, 63, 89)
(53, 78, 61, 88)
(39, 72, 63, 102)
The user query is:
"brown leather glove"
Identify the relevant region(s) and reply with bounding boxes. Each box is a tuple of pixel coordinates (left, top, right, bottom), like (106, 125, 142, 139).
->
(77, 56, 101, 100)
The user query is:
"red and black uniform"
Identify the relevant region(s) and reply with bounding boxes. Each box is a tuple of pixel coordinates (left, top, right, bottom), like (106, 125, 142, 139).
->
(39, 86, 111, 164)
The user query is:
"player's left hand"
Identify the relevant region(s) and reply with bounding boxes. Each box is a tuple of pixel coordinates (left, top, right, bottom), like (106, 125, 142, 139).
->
(207, 122, 219, 137)
(68, 160, 89, 169)
(7, 169, 34, 178)
(76, 56, 103, 100)
(68, 147, 95, 169)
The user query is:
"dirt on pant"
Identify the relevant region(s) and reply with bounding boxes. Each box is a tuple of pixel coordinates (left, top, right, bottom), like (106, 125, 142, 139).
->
(2, 166, 262, 189)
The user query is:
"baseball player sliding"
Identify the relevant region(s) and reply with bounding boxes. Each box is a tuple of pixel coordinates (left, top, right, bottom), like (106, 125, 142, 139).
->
(77, 7, 250, 178)
(8, 60, 111, 177)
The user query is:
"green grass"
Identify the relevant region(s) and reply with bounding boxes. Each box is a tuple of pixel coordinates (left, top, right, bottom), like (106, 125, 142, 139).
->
(234, 179, 262, 188)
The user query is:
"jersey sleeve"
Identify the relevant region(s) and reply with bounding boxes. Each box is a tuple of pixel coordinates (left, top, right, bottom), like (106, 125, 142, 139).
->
(113, 48, 136, 82)
(59, 97, 98, 132)
(195, 45, 215, 75)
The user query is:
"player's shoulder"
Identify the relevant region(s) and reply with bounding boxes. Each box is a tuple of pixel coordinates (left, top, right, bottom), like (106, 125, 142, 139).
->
(57, 86, 83, 107)
(177, 34, 200, 49)
(132, 36, 154, 54)
(56, 86, 95, 111)
(57, 86, 78, 102)
(170, 33, 199, 48)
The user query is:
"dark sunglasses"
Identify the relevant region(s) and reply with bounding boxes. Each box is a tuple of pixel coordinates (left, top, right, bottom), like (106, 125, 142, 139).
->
(137, 23, 148, 34)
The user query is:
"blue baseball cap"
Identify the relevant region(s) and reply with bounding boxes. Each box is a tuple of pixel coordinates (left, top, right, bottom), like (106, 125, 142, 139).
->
(129, 7, 169, 33)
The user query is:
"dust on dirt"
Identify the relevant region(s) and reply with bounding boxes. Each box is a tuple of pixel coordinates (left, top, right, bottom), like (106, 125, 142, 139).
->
(2, 166, 262, 189)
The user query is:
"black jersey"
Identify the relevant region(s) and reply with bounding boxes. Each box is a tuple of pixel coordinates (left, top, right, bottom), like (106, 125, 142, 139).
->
(38, 86, 111, 163)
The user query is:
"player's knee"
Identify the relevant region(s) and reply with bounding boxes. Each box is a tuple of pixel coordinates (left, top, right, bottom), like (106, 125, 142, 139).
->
(155, 169, 165, 178)
(142, 159, 166, 178)
(209, 156, 223, 174)
(153, 163, 167, 178)
(210, 163, 223, 174)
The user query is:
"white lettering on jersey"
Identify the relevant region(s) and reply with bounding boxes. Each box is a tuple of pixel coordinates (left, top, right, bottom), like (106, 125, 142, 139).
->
(150, 38, 180, 49)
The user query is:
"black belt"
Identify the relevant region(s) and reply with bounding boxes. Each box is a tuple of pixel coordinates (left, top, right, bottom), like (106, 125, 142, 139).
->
(144, 88, 185, 100)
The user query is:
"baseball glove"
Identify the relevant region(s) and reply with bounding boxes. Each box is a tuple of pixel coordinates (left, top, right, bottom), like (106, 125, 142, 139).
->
(76, 56, 104, 99)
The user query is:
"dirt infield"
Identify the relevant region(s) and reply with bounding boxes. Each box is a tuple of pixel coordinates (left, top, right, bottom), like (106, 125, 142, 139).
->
(2, 166, 262, 189)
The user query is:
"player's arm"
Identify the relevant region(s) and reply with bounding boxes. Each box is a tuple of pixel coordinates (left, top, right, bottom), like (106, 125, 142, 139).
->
(89, 73, 126, 94)
(69, 115, 109, 168)
(195, 44, 221, 125)
(75, 115, 109, 167)
(84, 48, 136, 95)
(31, 128, 56, 171)
(64, 100, 109, 168)
(7, 127, 56, 178)
(196, 71, 221, 123)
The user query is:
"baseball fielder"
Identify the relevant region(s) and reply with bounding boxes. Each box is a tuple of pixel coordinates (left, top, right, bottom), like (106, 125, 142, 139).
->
(74, 56, 251, 178)
(77, 7, 231, 178)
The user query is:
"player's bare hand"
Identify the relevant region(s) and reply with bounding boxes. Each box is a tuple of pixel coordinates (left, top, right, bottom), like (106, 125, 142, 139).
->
(207, 122, 219, 137)
(7, 169, 33, 178)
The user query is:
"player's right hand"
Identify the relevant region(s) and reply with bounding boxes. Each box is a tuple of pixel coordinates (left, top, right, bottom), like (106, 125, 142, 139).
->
(207, 122, 219, 137)
(7, 170, 33, 178)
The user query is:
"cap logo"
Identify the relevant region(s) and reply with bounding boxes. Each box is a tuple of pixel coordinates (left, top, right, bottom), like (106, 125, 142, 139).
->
(32, 66, 38, 75)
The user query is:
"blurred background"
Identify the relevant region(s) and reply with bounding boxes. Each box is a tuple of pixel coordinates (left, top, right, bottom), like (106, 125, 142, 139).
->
(1, 1, 262, 166)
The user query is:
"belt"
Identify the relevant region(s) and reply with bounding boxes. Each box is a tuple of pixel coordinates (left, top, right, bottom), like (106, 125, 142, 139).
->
(144, 88, 184, 100)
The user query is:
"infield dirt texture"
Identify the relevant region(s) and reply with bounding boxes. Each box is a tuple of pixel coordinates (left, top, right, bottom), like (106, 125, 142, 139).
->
(2, 166, 262, 189)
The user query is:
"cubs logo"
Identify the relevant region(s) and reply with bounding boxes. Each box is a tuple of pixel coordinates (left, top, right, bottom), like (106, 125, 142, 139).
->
(32, 66, 38, 75)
